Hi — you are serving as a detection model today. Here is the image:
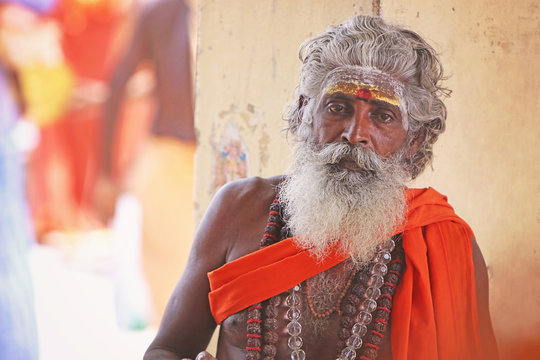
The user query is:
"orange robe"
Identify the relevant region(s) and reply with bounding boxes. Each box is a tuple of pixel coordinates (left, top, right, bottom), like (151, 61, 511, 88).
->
(208, 187, 483, 359)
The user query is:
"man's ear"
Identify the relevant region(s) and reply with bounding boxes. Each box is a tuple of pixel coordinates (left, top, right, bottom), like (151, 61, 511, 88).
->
(405, 128, 426, 159)
(297, 95, 309, 122)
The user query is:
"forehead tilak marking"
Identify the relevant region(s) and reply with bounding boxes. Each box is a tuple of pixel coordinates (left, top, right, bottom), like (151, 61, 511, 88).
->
(325, 81, 402, 107)
(321, 66, 405, 99)
(319, 66, 409, 129)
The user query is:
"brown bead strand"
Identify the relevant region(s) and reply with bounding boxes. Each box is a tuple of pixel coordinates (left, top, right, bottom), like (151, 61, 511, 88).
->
(260, 197, 285, 248)
(334, 238, 405, 359)
(246, 304, 263, 359)
(336, 268, 369, 354)
(248, 193, 284, 360)
(358, 239, 405, 360)
(262, 295, 281, 359)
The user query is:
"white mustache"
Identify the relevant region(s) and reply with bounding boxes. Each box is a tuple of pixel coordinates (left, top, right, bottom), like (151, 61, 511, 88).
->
(310, 143, 388, 173)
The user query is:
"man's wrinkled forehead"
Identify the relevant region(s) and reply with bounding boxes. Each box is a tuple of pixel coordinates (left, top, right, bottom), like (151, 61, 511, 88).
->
(319, 66, 409, 128)
(321, 66, 405, 100)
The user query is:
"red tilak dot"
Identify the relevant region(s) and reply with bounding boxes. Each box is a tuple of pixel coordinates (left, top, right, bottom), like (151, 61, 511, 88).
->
(356, 88, 372, 100)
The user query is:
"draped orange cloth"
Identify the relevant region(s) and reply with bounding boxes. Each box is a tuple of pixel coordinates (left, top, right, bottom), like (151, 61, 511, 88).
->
(208, 187, 483, 359)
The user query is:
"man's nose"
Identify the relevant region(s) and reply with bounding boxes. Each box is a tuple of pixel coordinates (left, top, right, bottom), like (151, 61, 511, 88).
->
(342, 109, 370, 146)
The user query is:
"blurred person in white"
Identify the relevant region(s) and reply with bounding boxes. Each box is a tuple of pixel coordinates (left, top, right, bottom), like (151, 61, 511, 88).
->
(0, 0, 56, 359)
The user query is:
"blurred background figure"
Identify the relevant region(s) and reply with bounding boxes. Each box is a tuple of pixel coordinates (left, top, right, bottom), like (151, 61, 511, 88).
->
(26, 0, 132, 238)
(1, 0, 183, 358)
(0, 1, 56, 359)
(94, 0, 196, 324)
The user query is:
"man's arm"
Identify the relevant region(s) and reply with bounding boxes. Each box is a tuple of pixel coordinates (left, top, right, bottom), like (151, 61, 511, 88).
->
(472, 238, 500, 359)
(143, 185, 233, 359)
(144, 177, 274, 359)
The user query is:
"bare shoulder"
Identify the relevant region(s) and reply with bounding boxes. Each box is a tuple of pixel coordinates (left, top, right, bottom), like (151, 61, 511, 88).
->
(193, 175, 285, 264)
(212, 176, 284, 215)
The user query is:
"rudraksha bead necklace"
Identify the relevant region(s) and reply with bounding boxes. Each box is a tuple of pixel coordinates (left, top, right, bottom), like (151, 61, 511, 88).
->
(246, 192, 405, 360)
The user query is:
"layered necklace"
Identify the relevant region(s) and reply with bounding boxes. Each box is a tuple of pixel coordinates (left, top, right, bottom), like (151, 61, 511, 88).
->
(245, 194, 405, 360)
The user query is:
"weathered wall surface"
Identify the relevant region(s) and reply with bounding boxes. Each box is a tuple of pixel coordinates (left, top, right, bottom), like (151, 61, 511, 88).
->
(193, 0, 375, 218)
(382, 1, 540, 356)
(194, 0, 540, 356)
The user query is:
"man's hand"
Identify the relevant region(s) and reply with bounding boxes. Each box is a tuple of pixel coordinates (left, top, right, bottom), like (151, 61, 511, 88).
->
(181, 351, 217, 360)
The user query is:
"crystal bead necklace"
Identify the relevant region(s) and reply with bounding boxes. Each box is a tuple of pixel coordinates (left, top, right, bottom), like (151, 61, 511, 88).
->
(285, 237, 396, 360)
(286, 283, 305, 360)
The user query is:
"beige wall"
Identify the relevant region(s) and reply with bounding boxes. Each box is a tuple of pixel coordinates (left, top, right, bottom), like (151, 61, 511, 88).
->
(382, 1, 540, 355)
(193, 0, 376, 217)
(194, 0, 540, 356)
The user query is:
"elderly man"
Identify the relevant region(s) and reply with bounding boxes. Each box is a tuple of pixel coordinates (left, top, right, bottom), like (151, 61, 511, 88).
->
(144, 14, 498, 360)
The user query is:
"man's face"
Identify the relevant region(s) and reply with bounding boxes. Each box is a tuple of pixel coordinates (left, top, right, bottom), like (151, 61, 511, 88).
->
(308, 68, 409, 171)
(282, 67, 411, 262)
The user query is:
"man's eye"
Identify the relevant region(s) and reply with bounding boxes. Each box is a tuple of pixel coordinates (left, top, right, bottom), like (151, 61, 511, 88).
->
(374, 112, 394, 123)
(328, 104, 346, 113)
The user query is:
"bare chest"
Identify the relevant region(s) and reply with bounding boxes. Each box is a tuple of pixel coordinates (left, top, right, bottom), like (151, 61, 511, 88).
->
(217, 261, 394, 360)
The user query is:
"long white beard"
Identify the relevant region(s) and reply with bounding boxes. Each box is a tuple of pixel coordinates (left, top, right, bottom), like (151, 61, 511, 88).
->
(280, 141, 408, 265)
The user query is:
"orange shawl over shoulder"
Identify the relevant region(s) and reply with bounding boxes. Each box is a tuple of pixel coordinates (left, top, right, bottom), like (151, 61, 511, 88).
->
(208, 188, 483, 359)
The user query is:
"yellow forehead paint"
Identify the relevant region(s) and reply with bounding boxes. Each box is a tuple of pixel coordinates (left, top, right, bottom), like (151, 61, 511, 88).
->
(326, 81, 402, 107)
